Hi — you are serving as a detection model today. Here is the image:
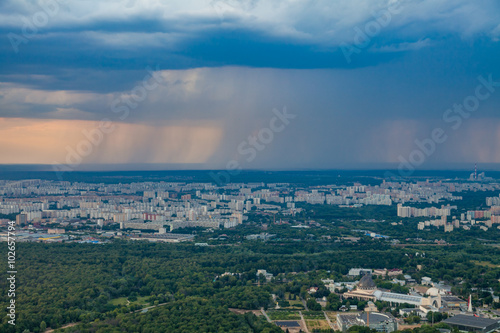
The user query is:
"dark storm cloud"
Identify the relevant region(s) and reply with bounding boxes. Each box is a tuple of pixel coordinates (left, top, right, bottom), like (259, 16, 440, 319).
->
(1, 0, 500, 168)
(0, 0, 498, 88)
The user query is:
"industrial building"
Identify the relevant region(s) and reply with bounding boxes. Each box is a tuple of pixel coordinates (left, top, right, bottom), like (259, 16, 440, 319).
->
(442, 315, 500, 333)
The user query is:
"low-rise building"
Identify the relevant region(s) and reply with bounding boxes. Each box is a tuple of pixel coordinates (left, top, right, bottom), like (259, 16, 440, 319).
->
(338, 312, 397, 333)
(348, 268, 373, 276)
(399, 308, 426, 318)
(442, 315, 500, 333)
(47, 228, 65, 234)
(441, 296, 467, 309)
(256, 269, 273, 281)
(388, 269, 403, 277)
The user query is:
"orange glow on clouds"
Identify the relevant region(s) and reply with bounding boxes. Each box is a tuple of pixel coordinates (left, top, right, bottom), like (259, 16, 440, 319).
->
(0, 118, 223, 165)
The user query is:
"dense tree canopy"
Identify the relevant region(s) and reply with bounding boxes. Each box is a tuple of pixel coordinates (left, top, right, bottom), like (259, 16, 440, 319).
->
(0, 238, 498, 332)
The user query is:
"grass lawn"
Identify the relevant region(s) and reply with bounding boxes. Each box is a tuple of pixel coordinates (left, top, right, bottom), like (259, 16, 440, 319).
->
(472, 260, 500, 268)
(282, 292, 305, 309)
(284, 293, 303, 304)
(109, 296, 150, 307)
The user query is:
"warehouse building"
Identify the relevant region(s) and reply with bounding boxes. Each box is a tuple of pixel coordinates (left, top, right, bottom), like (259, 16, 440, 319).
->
(442, 315, 500, 333)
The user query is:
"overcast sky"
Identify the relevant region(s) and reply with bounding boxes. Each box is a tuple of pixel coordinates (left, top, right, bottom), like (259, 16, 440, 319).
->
(1, 0, 500, 171)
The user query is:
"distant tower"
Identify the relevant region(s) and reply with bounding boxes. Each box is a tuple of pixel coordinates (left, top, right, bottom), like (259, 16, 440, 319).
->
(474, 164, 477, 180)
(468, 294, 473, 312)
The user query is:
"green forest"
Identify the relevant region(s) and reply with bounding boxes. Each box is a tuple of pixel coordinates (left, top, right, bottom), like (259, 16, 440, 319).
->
(0, 239, 499, 332)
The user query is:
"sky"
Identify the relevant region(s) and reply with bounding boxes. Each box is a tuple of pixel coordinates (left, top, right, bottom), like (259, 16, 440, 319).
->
(1, 0, 500, 171)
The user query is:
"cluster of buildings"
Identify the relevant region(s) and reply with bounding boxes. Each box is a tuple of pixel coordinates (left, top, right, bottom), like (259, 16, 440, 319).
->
(295, 180, 471, 207)
(338, 310, 500, 333)
(1, 177, 499, 240)
(341, 274, 440, 308)
(0, 180, 275, 237)
(415, 205, 500, 232)
(486, 194, 500, 207)
(338, 311, 398, 333)
(394, 191, 500, 232)
(397, 204, 456, 218)
(290, 179, 498, 209)
(294, 264, 500, 333)
(334, 273, 500, 333)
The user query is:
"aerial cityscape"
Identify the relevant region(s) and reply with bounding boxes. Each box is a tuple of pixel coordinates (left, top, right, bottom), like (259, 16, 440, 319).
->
(1, 0, 500, 332)
(1, 170, 500, 332)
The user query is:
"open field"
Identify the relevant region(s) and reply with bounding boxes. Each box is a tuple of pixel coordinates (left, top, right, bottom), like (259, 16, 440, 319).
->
(109, 296, 150, 307)
(472, 260, 500, 268)
(306, 319, 331, 331)
(281, 292, 305, 309)
(267, 310, 301, 321)
(302, 311, 325, 319)
(325, 311, 338, 321)
(228, 308, 263, 316)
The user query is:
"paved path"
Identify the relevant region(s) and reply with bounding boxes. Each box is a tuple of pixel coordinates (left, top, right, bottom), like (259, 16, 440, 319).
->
(299, 311, 310, 333)
(301, 298, 309, 311)
(45, 323, 77, 333)
(132, 302, 169, 313)
(323, 311, 335, 330)
(261, 308, 272, 323)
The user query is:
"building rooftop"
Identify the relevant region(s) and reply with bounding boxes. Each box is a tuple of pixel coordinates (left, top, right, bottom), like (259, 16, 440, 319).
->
(443, 315, 499, 329)
(441, 296, 466, 302)
(275, 321, 300, 328)
(338, 314, 363, 326)
(373, 290, 422, 305)
(359, 312, 393, 324)
(358, 274, 377, 290)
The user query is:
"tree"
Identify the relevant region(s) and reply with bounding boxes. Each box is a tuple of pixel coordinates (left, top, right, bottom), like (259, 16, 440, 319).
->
(40, 321, 47, 332)
(307, 299, 322, 311)
(128, 292, 138, 302)
(426, 311, 443, 323)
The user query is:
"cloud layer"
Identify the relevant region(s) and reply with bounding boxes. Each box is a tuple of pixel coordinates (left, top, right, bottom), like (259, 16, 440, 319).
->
(1, 0, 500, 169)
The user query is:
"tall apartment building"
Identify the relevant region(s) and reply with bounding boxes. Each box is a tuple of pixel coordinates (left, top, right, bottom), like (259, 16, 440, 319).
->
(16, 213, 27, 226)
